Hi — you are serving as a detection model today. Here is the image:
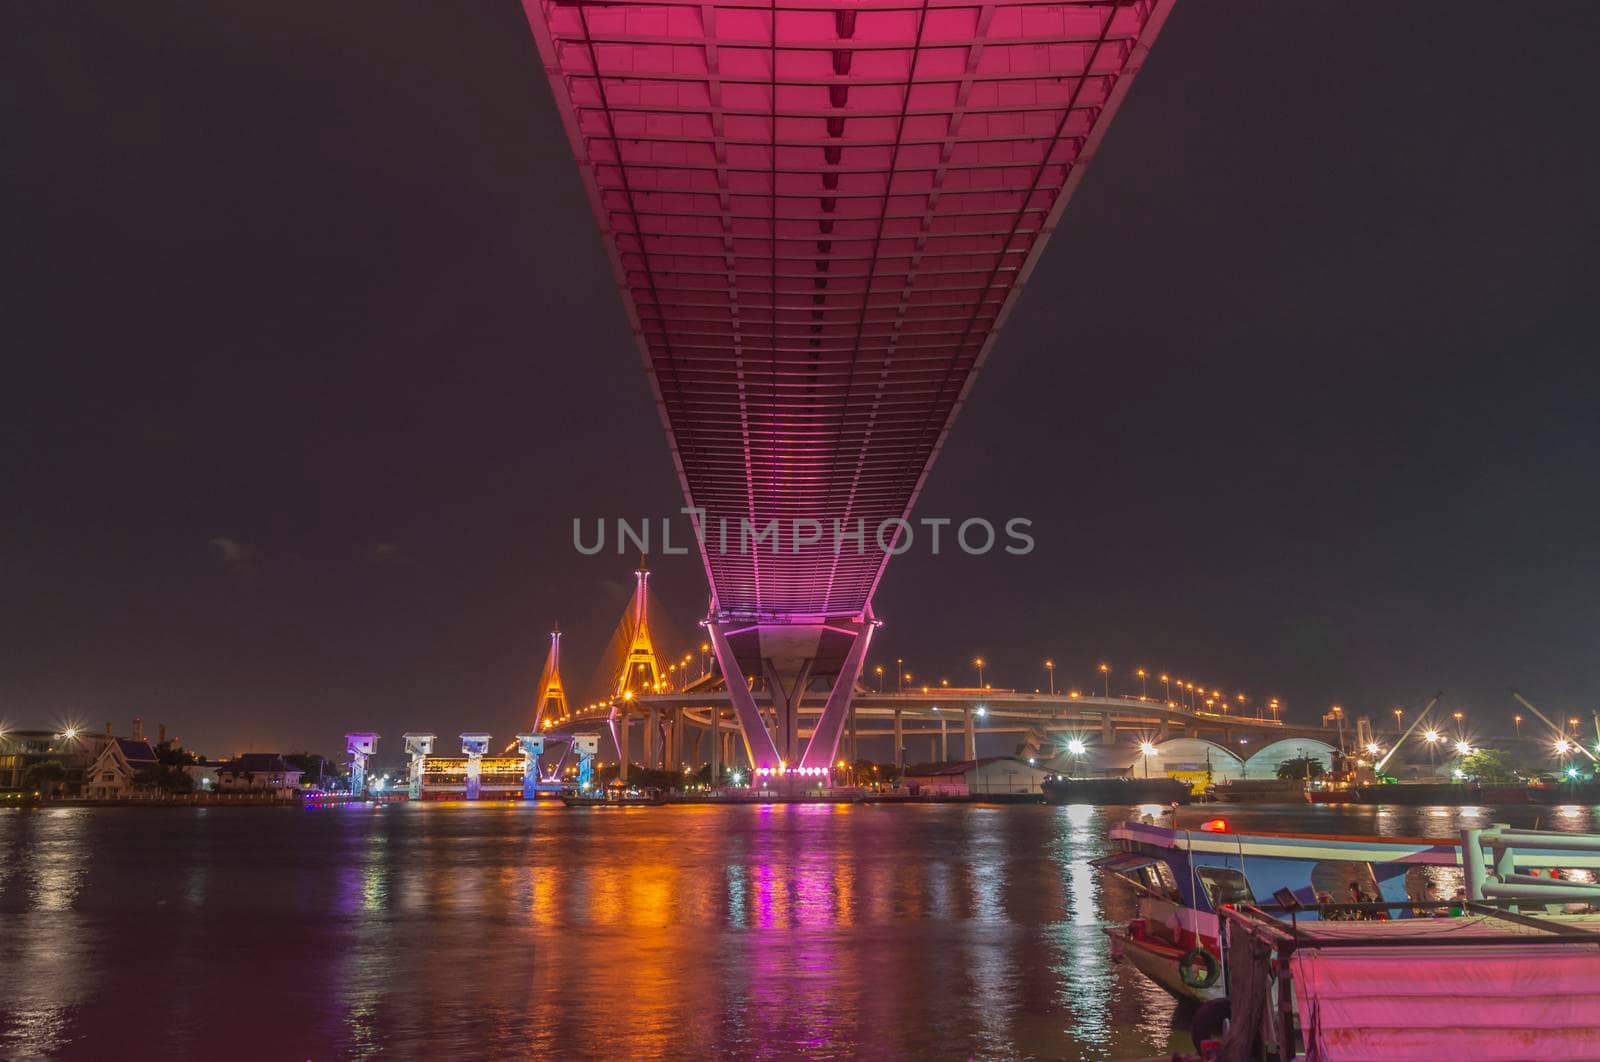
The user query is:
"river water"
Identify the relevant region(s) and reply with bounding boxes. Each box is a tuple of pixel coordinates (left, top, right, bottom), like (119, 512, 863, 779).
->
(1, 801, 1595, 1060)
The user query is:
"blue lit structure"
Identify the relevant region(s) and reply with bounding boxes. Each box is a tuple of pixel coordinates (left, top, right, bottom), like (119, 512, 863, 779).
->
(516, 733, 544, 799)
(345, 732, 379, 797)
(460, 733, 491, 800)
(572, 733, 600, 791)
(403, 733, 435, 799)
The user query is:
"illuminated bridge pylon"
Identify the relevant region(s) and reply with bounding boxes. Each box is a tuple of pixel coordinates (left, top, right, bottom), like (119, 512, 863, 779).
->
(607, 565, 666, 780)
(614, 565, 663, 699)
(530, 626, 569, 732)
(522, 0, 1178, 776)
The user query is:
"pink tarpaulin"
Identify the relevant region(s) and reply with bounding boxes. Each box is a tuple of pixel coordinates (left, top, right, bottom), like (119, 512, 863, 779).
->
(1292, 941, 1600, 1060)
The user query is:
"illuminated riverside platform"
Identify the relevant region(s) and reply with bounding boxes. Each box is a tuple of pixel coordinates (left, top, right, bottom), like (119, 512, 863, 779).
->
(520, 0, 1181, 778)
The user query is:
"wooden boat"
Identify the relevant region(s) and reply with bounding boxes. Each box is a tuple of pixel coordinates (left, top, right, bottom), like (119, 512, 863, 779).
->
(1216, 901, 1600, 1058)
(1093, 817, 1600, 1009)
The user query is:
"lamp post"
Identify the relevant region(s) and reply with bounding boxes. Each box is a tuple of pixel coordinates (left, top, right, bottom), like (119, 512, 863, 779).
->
(1160, 673, 1170, 702)
(974, 657, 985, 688)
(874, 665, 884, 692)
(1513, 713, 1522, 737)
(1136, 668, 1147, 697)
(1393, 707, 1404, 733)
(1097, 662, 1110, 698)
(896, 659, 904, 693)
(1331, 704, 1345, 749)
(1044, 660, 1055, 695)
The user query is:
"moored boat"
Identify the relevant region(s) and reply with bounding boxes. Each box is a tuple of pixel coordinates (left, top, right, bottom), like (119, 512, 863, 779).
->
(1041, 775, 1193, 805)
(1093, 817, 1600, 1010)
(561, 786, 666, 807)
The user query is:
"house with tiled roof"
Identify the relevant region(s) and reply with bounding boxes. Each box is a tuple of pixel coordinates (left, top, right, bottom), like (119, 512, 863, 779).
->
(214, 754, 303, 798)
(84, 738, 159, 799)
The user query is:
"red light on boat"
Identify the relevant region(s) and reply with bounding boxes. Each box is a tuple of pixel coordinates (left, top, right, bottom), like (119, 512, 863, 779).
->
(1200, 818, 1230, 833)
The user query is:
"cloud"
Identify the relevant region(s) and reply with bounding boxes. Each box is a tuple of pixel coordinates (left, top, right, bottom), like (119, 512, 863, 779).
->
(209, 537, 260, 565)
(367, 541, 401, 563)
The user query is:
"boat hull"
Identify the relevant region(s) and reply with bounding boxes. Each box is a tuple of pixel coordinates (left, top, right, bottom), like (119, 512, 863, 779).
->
(1106, 926, 1223, 1004)
(1041, 777, 1192, 805)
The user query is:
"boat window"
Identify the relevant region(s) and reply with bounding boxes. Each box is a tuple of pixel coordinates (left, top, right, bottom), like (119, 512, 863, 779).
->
(1142, 861, 1181, 901)
(1195, 867, 1253, 908)
(1311, 860, 1379, 902)
(1404, 865, 1464, 902)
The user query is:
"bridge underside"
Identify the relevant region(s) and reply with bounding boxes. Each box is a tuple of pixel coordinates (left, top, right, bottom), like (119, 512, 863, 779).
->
(523, 0, 1177, 769)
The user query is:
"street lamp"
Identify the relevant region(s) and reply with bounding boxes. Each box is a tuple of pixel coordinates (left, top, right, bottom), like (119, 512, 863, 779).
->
(1393, 707, 1404, 732)
(874, 664, 884, 692)
(1513, 714, 1522, 737)
(1136, 668, 1147, 697)
(1044, 659, 1055, 695)
(1139, 740, 1157, 779)
(896, 659, 904, 692)
(1160, 673, 1170, 701)
(1097, 662, 1110, 697)
(974, 657, 985, 687)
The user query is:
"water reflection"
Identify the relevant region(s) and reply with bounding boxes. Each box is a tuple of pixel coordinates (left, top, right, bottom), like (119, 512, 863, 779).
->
(0, 802, 1594, 1059)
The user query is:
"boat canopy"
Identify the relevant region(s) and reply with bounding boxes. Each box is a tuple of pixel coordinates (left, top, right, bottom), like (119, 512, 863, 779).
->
(1089, 852, 1161, 875)
(1291, 919, 1600, 1059)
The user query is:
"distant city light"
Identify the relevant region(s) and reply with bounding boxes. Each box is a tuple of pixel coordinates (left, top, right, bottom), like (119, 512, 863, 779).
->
(1555, 739, 1572, 755)
(1567, 767, 1580, 779)
(1452, 768, 1465, 780)
(1066, 739, 1086, 756)
(1454, 740, 1472, 756)
(1365, 742, 1380, 756)
(1423, 729, 1441, 743)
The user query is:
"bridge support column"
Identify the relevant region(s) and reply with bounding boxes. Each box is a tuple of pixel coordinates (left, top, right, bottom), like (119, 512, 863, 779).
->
(849, 703, 858, 762)
(709, 708, 720, 781)
(1102, 713, 1115, 744)
(611, 710, 629, 782)
(763, 660, 812, 766)
(963, 708, 976, 760)
(893, 709, 903, 770)
(647, 706, 660, 770)
(796, 615, 875, 772)
(940, 719, 948, 761)
(705, 621, 783, 770)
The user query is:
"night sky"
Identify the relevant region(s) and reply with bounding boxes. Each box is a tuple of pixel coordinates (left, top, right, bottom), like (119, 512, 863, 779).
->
(4, 1, 1598, 758)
